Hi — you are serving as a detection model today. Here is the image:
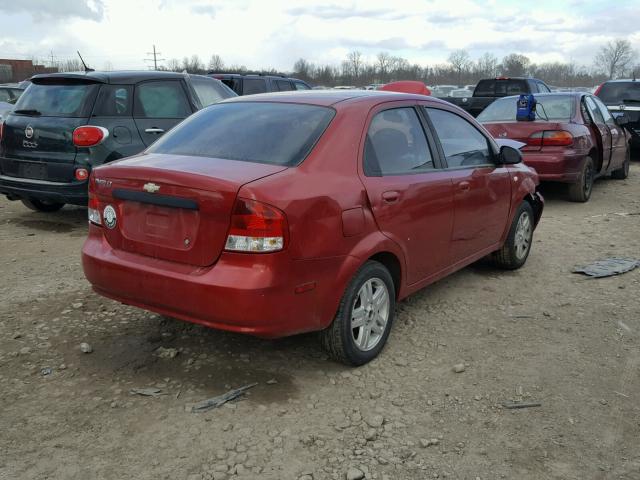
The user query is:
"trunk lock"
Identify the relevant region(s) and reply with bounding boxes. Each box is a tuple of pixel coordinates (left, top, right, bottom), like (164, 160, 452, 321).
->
(184, 238, 191, 246)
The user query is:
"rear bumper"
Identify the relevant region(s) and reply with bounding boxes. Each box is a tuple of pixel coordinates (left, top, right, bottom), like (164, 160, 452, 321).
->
(82, 226, 353, 338)
(522, 151, 584, 183)
(0, 174, 88, 205)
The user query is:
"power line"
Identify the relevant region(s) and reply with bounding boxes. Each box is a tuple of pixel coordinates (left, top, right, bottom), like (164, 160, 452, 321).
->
(144, 45, 165, 70)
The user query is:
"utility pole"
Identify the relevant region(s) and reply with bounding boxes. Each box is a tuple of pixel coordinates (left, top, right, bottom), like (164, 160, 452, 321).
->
(144, 45, 165, 70)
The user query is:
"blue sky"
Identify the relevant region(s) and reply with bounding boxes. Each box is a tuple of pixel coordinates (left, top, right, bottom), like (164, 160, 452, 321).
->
(0, 0, 637, 71)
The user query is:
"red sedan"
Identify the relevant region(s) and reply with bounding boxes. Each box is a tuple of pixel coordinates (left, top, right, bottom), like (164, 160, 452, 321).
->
(479, 92, 630, 202)
(82, 91, 543, 365)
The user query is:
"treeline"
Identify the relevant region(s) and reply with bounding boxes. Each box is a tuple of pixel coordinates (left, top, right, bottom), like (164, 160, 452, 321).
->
(53, 39, 637, 89)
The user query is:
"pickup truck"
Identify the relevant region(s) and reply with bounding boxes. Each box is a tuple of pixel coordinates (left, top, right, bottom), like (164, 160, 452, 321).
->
(444, 77, 552, 117)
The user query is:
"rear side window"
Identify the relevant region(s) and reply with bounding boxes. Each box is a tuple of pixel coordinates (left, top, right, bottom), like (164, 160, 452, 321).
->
(585, 96, 605, 124)
(221, 78, 241, 94)
(190, 77, 234, 107)
(275, 80, 293, 91)
(242, 78, 267, 95)
(13, 82, 98, 117)
(294, 82, 311, 90)
(597, 82, 640, 104)
(427, 108, 492, 168)
(364, 107, 434, 175)
(134, 81, 191, 118)
(148, 102, 335, 166)
(0, 89, 11, 102)
(93, 85, 132, 116)
(474, 80, 495, 96)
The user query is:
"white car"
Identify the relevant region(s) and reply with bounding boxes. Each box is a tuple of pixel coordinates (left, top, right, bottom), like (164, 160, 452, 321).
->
(450, 88, 473, 98)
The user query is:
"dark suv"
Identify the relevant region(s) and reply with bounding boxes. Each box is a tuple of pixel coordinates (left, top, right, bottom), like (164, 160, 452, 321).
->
(596, 79, 640, 148)
(0, 70, 235, 212)
(209, 73, 311, 96)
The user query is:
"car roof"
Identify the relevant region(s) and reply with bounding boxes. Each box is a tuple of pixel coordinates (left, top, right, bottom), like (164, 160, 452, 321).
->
(210, 73, 306, 82)
(222, 89, 450, 108)
(493, 92, 585, 101)
(601, 79, 640, 84)
(30, 70, 190, 85)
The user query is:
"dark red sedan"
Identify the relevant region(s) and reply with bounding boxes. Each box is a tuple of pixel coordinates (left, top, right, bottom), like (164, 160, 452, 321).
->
(479, 92, 630, 202)
(82, 91, 543, 365)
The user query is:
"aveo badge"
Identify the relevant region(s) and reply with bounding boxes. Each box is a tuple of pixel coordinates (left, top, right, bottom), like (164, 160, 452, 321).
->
(103, 205, 117, 229)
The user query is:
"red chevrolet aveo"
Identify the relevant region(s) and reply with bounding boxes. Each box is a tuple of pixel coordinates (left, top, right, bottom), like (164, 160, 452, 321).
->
(82, 91, 543, 365)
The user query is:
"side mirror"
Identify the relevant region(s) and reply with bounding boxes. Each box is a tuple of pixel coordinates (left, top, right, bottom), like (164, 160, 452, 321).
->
(500, 145, 523, 165)
(614, 113, 629, 126)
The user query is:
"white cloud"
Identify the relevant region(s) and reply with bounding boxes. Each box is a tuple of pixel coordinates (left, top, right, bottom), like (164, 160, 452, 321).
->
(0, 0, 637, 71)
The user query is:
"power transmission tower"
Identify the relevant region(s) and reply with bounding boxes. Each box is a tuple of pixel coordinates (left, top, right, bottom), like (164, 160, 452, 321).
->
(144, 45, 165, 70)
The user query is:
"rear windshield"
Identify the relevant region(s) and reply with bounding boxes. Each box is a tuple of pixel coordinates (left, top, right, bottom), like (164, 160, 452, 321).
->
(475, 79, 527, 97)
(597, 82, 640, 105)
(148, 102, 335, 166)
(13, 81, 98, 117)
(477, 95, 574, 122)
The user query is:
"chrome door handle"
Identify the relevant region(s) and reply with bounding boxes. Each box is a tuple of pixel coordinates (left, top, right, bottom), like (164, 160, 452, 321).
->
(145, 128, 165, 134)
(458, 181, 471, 191)
(382, 191, 400, 204)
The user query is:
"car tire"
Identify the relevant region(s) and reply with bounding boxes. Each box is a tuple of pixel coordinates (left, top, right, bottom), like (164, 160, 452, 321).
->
(567, 156, 594, 202)
(320, 260, 395, 366)
(21, 198, 65, 212)
(611, 149, 630, 180)
(492, 201, 534, 270)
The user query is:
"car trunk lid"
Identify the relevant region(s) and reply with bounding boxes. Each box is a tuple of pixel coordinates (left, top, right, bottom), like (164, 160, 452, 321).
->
(0, 77, 101, 181)
(482, 121, 565, 152)
(92, 153, 287, 267)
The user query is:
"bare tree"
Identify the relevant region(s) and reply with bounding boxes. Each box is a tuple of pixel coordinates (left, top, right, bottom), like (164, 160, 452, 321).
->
(347, 51, 363, 80)
(208, 54, 224, 72)
(448, 49, 471, 85)
(377, 52, 392, 82)
(181, 55, 205, 74)
(166, 58, 181, 72)
(501, 53, 530, 77)
(595, 39, 636, 79)
(293, 58, 312, 81)
(474, 53, 499, 78)
(57, 59, 84, 72)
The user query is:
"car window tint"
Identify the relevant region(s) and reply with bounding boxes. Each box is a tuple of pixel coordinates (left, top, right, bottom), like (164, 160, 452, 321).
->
(474, 80, 495, 96)
(134, 81, 191, 119)
(191, 77, 231, 107)
(591, 96, 614, 123)
(427, 108, 492, 168)
(585, 96, 605, 124)
(506, 80, 527, 94)
(597, 82, 640, 104)
(93, 85, 132, 116)
(147, 102, 335, 167)
(364, 107, 434, 176)
(13, 82, 98, 117)
(221, 78, 241, 94)
(294, 82, 311, 90)
(242, 78, 267, 95)
(275, 80, 293, 91)
(0, 89, 11, 102)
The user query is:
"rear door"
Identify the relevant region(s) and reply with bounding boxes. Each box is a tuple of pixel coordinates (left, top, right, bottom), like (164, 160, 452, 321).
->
(424, 107, 511, 262)
(133, 80, 193, 147)
(584, 95, 613, 172)
(358, 104, 455, 284)
(0, 78, 100, 181)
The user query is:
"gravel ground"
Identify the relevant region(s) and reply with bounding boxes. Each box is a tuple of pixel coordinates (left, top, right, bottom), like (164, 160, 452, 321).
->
(1, 165, 639, 480)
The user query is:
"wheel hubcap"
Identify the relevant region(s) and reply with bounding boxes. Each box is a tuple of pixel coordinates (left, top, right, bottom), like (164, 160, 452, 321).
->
(514, 211, 532, 260)
(351, 278, 390, 352)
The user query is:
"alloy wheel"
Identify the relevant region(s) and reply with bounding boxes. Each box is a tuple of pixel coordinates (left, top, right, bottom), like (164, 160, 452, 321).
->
(351, 278, 390, 351)
(514, 211, 532, 260)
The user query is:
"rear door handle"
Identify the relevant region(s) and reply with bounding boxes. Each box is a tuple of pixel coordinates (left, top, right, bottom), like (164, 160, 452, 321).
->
(382, 191, 400, 204)
(145, 128, 165, 134)
(458, 181, 471, 192)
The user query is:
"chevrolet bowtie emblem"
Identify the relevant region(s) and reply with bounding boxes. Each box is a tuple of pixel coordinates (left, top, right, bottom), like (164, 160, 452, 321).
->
(143, 182, 160, 193)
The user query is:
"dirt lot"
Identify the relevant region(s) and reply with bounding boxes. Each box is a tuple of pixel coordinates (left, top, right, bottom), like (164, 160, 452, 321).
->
(1, 166, 639, 480)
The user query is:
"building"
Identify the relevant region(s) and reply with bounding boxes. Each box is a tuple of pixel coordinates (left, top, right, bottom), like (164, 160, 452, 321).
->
(0, 59, 58, 83)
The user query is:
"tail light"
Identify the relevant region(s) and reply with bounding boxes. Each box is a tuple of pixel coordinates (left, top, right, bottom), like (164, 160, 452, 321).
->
(225, 198, 287, 253)
(75, 168, 89, 181)
(594, 83, 603, 96)
(87, 175, 101, 226)
(73, 126, 109, 147)
(0, 121, 4, 143)
(527, 130, 574, 147)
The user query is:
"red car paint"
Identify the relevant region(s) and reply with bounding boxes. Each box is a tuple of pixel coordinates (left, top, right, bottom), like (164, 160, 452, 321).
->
(380, 81, 431, 96)
(481, 93, 629, 183)
(82, 91, 542, 339)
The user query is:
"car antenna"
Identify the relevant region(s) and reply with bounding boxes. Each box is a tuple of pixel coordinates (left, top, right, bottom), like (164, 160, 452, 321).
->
(77, 51, 94, 72)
